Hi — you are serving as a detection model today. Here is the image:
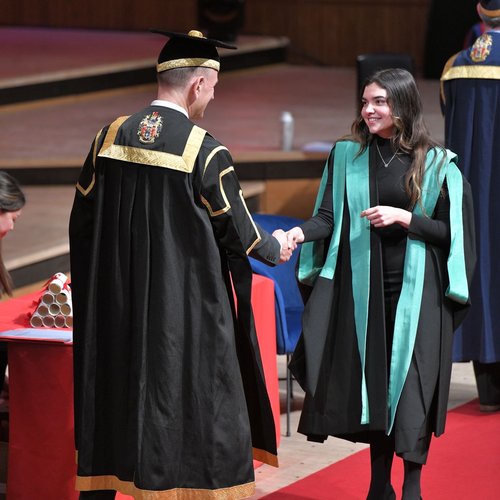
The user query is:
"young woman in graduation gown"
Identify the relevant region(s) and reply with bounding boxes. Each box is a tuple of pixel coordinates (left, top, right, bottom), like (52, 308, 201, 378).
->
(285, 68, 476, 500)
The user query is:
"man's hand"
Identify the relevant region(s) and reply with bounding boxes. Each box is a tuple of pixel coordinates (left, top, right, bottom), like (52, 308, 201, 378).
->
(272, 229, 292, 263)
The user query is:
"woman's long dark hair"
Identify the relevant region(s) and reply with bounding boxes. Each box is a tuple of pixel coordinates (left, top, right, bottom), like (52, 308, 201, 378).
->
(0, 171, 26, 295)
(349, 68, 443, 209)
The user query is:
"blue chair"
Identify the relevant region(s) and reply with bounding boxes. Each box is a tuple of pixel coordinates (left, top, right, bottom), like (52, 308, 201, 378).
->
(250, 213, 304, 436)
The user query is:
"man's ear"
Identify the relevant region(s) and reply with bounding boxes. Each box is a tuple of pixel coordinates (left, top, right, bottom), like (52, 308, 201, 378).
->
(191, 75, 204, 97)
(186, 76, 200, 105)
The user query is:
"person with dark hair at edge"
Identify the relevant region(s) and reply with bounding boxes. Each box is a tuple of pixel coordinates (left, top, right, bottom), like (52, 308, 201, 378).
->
(70, 29, 290, 500)
(283, 68, 476, 499)
(0, 171, 25, 410)
(441, 0, 500, 414)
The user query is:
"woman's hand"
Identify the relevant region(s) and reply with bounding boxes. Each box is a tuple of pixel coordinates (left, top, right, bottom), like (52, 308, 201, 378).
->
(285, 226, 305, 250)
(360, 206, 412, 229)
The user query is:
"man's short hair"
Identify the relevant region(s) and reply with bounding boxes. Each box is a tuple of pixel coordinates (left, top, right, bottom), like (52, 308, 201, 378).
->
(157, 66, 214, 89)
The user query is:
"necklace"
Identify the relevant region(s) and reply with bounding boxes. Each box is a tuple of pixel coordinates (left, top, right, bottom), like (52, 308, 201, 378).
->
(376, 142, 399, 168)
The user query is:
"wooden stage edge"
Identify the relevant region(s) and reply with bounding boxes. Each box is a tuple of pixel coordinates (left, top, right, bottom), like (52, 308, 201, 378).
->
(0, 34, 290, 106)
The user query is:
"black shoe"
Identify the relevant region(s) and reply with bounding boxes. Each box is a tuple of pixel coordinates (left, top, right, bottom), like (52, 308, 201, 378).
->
(479, 403, 500, 412)
(367, 484, 396, 500)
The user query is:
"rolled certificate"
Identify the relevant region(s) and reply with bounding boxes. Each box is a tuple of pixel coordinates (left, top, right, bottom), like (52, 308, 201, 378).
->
(41, 292, 55, 305)
(30, 313, 44, 328)
(56, 290, 71, 304)
(60, 302, 72, 316)
(65, 316, 73, 328)
(42, 315, 55, 328)
(48, 272, 69, 294)
(49, 303, 61, 315)
(37, 304, 49, 317)
(54, 315, 67, 328)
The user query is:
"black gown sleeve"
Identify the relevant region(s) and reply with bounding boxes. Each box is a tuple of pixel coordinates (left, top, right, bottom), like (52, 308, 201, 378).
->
(300, 154, 334, 242)
(200, 144, 281, 265)
(408, 181, 451, 248)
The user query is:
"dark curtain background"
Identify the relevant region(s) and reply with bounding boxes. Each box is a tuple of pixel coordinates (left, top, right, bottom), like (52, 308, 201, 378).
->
(424, 0, 479, 78)
(198, 0, 245, 42)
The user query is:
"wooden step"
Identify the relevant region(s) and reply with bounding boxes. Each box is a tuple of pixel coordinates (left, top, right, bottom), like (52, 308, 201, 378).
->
(0, 27, 289, 105)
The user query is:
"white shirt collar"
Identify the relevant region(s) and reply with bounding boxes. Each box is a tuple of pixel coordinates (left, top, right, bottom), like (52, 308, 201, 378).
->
(150, 100, 189, 118)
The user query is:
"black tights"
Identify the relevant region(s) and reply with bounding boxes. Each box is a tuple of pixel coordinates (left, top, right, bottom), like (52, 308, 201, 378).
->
(79, 491, 116, 499)
(367, 433, 396, 500)
(367, 433, 422, 500)
(402, 460, 422, 500)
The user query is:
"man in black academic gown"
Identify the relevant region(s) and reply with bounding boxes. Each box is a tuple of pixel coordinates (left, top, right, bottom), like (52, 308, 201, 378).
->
(441, 0, 500, 412)
(69, 29, 289, 499)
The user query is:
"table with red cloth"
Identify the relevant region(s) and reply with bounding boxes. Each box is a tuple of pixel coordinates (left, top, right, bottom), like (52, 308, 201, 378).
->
(0, 274, 279, 499)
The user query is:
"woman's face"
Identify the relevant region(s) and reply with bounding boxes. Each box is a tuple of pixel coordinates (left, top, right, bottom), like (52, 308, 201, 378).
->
(0, 209, 22, 239)
(361, 83, 395, 139)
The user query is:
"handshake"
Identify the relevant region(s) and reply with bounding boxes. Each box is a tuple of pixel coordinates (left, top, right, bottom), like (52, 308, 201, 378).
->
(272, 226, 304, 263)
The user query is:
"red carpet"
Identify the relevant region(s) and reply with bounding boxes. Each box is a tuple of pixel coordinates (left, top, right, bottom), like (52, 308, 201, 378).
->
(262, 399, 500, 499)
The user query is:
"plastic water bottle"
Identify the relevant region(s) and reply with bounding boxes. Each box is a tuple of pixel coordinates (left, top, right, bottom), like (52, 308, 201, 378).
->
(280, 111, 294, 151)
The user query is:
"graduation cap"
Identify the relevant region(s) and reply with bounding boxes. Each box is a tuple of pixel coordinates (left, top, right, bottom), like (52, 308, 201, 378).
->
(479, 0, 500, 17)
(151, 29, 237, 73)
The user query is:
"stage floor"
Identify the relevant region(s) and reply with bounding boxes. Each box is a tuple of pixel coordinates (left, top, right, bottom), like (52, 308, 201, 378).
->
(0, 64, 444, 165)
(0, 26, 288, 83)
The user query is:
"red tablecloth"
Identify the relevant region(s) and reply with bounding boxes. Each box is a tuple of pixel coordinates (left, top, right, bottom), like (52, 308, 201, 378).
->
(0, 274, 279, 499)
(0, 292, 43, 332)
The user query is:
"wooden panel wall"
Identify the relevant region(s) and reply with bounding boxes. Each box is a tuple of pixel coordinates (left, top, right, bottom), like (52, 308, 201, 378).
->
(262, 179, 321, 219)
(243, 0, 431, 70)
(1, 0, 197, 31)
(3, 0, 431, 70)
